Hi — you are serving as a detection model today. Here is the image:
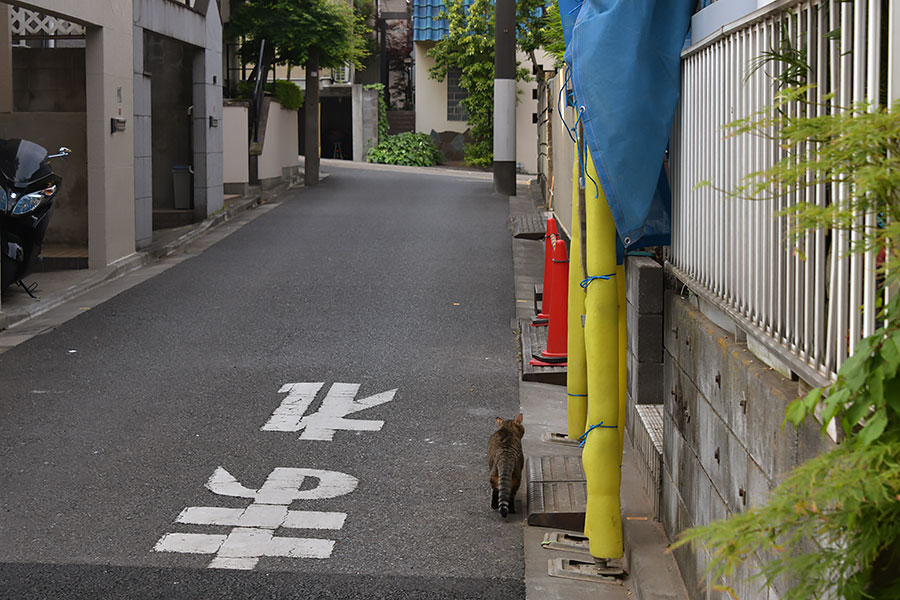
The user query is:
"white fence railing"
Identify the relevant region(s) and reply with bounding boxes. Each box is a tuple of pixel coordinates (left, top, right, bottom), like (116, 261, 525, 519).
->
(670, 0, 887, 384)
(10, 7, 85, 38)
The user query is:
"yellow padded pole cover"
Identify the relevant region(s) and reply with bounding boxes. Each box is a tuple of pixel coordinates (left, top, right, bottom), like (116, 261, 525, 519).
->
(617, 263, 626, 456)
(581, 152, 623, 559)
(567, 157, 588, 439)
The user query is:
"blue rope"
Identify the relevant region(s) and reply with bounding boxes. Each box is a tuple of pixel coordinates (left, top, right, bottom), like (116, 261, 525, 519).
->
(556, 68, 598, 199)
(567, 1, 583, 14)
(574, 106, 588, 189)
(567, 392, 588, 397)
(581, 125, 600, 199)
(557, 68, 578, 145)
(580, 273, 616, 289)
(577, 421, 618, 447)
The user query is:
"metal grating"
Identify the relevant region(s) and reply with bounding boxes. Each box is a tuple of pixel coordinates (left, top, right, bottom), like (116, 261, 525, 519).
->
(631, 404, 663, 520)
(511, 214, 547, 240)
(636, 404, 663, 454)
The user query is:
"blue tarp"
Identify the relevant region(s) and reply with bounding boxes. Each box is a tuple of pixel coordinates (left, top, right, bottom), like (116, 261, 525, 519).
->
(559, 0, 693, 249)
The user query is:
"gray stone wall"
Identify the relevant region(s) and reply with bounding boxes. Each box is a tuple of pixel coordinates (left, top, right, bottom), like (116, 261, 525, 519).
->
(662, 288, 834, 599)
(134, 27, 153, 248)
(12, 47, 85, 113)
(146, 32, 194, 211)
(361, 87, 379, 157)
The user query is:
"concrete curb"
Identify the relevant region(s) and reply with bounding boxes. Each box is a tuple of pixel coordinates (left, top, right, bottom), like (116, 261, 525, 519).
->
(0, 194, 263, 332)
(517, 178, 688, 600)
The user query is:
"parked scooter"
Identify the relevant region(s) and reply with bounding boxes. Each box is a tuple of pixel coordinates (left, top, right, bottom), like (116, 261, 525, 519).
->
(0, 138, 70, 293)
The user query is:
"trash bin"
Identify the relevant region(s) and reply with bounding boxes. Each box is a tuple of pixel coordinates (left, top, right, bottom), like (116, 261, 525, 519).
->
(172, 165, 193, 209)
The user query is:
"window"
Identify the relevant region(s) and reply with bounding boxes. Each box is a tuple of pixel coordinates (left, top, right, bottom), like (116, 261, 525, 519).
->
(447, 68, 468, 121)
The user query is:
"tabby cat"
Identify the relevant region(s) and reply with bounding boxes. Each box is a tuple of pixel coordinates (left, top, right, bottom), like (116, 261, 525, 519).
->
(488, 413, 525, 518)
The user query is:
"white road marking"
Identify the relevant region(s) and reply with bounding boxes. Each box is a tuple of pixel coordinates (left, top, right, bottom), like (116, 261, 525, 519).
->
(153, 466, 356, 569)
(261, 382, 324, 431)
(205, 466, 358, 503)
(177, 506, 347, 530)
(154, 532, 226, 554)
(261, 382, 397, 441)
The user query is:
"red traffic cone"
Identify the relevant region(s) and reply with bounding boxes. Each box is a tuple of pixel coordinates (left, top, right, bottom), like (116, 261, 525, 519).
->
(530, 238, 568, 366)
(532, 218, 559, 325)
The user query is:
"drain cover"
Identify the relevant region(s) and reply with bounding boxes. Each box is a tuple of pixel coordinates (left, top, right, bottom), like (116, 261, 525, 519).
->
(540, 531, 591, 554)
(547, 558, 627, 584)
(526, 456, 587, 529)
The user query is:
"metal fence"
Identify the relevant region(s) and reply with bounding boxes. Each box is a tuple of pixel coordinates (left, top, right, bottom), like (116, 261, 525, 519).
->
(669, 0, 890, 385)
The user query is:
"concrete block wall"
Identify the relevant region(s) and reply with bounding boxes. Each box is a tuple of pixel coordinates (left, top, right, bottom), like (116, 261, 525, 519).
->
(624, 255, 665, 519)
(662, 287, 834, 599)
(626, 256, 665, 406)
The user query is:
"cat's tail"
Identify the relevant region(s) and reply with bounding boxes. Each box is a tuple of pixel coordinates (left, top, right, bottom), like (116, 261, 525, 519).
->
(496, 458, 514, 518)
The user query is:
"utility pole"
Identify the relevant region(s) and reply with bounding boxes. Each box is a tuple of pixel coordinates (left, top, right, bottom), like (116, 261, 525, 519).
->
(493, 0, 516, 196)
(304, 49, 320, 186)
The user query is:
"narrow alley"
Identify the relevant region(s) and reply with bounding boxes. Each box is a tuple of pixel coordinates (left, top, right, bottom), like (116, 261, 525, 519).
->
(0, 164, 526, 598)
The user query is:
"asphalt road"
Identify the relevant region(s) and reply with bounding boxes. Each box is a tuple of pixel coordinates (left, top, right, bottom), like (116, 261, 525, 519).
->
(0, 164, 524, 599)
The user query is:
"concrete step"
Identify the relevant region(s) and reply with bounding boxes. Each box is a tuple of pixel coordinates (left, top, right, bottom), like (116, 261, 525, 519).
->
(152, 209, 197, 231)
(386, 110, 415, 135)
(526, 455, 586, 530)
(39, 244, 89, 271)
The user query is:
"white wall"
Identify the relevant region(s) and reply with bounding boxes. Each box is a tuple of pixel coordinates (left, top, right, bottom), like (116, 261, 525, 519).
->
(414, 43, 551, 173)
(258, 99, 298, 182)
(223, 102, 249, 185)
(16, 1, 135, 268)
(413, 42, 468, 135)
(691, 0, 779, 46)
(513, 50, 556, 175)
(549, 71, 576, 236)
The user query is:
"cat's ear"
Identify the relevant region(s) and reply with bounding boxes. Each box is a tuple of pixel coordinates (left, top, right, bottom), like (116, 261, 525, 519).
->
(496, 417, 504, 428)
(515, 413, 523, 425)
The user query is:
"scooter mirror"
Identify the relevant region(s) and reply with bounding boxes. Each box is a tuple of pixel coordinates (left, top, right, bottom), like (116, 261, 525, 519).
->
(48, 147, 71, 159)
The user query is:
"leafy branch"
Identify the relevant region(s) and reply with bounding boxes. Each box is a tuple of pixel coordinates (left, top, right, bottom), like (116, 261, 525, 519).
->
(676, 86, 900, 599)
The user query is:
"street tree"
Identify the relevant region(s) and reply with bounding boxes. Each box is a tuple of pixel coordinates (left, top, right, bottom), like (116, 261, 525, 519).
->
(228, 0, 371, 185)
(427, 0, 554, 167)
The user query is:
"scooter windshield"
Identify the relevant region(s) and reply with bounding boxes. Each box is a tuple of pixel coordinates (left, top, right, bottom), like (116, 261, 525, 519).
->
(0, 139, 50, 188)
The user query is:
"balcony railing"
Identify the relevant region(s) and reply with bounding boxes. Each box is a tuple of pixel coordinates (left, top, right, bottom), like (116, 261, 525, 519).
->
(669, 0, 889, 385)
(10, 7, 85, 39)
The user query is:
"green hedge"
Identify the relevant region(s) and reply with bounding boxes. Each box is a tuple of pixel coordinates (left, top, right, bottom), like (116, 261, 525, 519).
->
(366, 132, 444, 167)
(234, 80, 304, 111)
